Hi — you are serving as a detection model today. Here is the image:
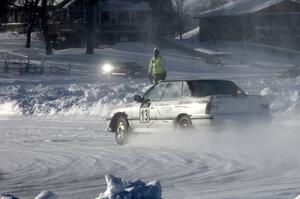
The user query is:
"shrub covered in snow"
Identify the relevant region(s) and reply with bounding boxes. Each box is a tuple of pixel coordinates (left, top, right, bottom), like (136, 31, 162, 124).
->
(96, 175, 162, 199)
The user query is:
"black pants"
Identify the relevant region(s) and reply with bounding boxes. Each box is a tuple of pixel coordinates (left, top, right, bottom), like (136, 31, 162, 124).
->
(152, 71, 167, 84)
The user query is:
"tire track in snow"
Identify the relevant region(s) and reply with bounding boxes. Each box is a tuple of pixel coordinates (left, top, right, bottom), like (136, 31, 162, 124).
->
(1, 118, 300, 199)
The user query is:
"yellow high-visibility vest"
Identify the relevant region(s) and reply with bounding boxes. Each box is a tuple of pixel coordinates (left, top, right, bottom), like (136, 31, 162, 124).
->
(151, 56, 165, 75)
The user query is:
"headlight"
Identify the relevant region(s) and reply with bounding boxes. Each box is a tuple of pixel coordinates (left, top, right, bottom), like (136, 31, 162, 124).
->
(102, 64, 113, 73)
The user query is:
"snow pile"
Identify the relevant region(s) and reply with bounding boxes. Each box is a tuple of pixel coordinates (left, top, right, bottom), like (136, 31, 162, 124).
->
(175, 27, 199, 40)
(96, 175, 162, 199)
(0, 32, 25, 40)
(0, 191, 57, 199)
(0, 101, 21, 116)
(0, 194, 19, 199)
(34, 191, 58, 199)
(0, 81, 146, 116)
(257, 77, 300, 120)
(295, 194, 300, 199)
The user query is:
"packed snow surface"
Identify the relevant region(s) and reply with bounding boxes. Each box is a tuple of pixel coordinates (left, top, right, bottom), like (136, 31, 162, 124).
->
(1, 33, 300, 199)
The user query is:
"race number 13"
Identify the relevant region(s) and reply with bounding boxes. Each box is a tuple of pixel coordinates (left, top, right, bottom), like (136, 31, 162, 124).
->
(140, 107, 150, 123)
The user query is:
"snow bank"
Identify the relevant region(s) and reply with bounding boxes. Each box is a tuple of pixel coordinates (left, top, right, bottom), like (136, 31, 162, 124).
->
(295, 194, 300, 199)
(0, 76, 300, 119)
(175, 27, 199, 40)
(0, 32, 25, 40)
(34, 191, 58, 199)
(0, 194, 19, 199)
(0, 176, 162, 199)
(257, 77, 300, 120)
(0, 81, 147, 117)
(0, 101, 21, 116)
(0, 191, 57, 199)
(96, 175, 162, 199)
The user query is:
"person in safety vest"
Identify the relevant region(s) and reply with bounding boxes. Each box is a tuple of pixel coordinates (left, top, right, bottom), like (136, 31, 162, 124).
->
(148, 48, 167, 84)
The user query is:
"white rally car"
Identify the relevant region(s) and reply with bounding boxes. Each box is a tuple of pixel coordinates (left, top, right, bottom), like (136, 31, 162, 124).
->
(106, 80, 271, 145)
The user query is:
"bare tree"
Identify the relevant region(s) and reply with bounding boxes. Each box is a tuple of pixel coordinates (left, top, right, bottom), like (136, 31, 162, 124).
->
(0, 0, 9, 23)
(8, 0, 40, 48)
(173, 0, 188, 40)
(40, 0, 53, 55)
(25, 0, 40, 48)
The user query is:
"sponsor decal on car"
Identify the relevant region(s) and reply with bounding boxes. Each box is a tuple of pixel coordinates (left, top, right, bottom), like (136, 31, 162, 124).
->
(178, 99, 209, 105)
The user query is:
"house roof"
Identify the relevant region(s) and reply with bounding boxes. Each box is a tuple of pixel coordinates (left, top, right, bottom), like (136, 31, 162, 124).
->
(197, 0, 300, 18)
(99, 0, 151, 11)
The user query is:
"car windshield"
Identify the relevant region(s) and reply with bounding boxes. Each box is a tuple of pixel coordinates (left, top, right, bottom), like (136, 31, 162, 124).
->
(144, 83, 168, 101)
(187, 80, 243, 97)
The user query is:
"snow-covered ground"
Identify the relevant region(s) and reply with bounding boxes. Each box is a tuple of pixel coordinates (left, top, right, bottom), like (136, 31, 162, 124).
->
(1, 32, 300, 199)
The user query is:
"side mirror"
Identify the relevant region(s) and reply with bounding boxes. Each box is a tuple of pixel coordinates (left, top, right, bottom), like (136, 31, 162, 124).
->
(134, 95, 143, 103)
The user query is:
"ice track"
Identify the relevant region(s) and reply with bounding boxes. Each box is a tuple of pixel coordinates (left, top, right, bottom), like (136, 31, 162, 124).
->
(1, 117, 300, 199)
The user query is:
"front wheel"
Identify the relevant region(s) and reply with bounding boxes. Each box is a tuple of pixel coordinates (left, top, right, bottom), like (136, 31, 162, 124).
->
(114, 116, 129, 145)
(177, 115, 193, 129)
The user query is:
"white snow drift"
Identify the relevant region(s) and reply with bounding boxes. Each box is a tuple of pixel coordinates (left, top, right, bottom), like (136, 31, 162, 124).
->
(96, 175, 161, 199)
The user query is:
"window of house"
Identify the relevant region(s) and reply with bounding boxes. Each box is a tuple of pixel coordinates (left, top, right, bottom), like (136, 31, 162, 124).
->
(118, 11, 129, 24)
(101, 11, 110, 24)
(110, 12, 117, 24)
(137, 12, 148, 24)
(130, 12, 137, 24)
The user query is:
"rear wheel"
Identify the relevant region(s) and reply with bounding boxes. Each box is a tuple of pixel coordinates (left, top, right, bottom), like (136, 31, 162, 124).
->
(177, 115, 193, 129)
(114, 116, 129, 145)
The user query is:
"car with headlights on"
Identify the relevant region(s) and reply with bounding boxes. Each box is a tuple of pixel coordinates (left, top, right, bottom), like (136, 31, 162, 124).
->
(102, 61, 146, 78)
(106, 80, 271, 145)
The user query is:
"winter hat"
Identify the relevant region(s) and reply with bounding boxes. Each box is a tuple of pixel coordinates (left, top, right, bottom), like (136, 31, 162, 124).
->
(153, 48, 160, 55)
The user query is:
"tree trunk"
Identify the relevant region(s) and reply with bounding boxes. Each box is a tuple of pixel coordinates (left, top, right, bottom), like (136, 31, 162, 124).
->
(85, 0, 98, 55)
(0, 0, 8, 23)
(41, 0, 52, 55)
(25, 0, 40, 48)
(179, 22, 183, 40)
(85, 22, 94, 54)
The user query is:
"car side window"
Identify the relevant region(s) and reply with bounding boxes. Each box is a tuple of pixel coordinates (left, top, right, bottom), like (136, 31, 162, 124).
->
(144, 83, 167, 101)
(161, 82, 182, 101)
(182, 82, 191, 98)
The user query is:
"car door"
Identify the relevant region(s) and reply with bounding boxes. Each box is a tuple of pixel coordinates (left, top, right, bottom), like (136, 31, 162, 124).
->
(132, 83, 168, 133)
(156, 82, 183, 129)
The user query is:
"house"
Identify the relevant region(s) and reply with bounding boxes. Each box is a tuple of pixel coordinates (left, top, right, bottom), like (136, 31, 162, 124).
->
(99, 0, 152, 44)
(53, 0, 153, 48)
(1, 0, 153, 48)
(197, 0, 300, 49)
(1, 0, 64, 33)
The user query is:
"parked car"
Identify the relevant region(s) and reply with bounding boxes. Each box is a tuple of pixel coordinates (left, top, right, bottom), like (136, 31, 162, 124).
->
(102, 61, 147, 78)
(106, 80, 271, 145)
